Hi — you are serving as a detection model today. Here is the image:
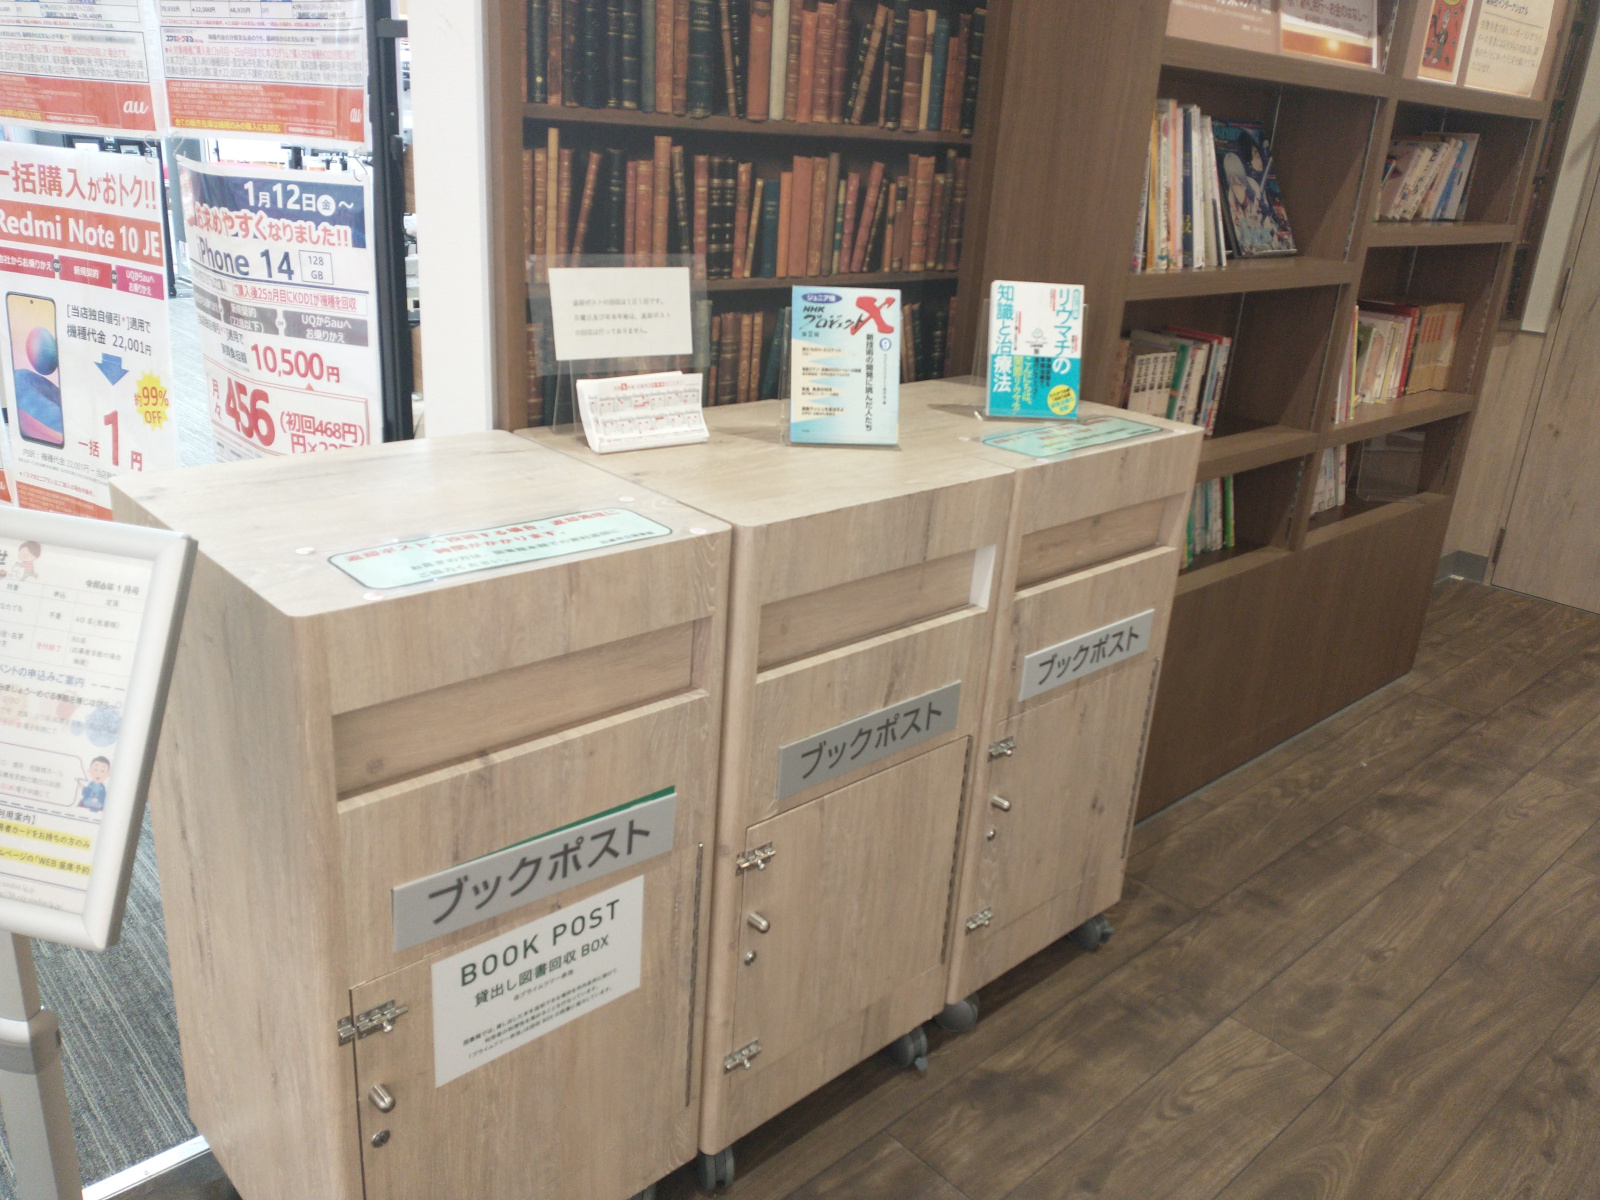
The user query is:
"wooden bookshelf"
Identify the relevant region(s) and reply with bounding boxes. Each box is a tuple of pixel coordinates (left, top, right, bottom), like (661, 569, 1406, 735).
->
(492, 2, 991, 425)
(953, 0, 1576, 817)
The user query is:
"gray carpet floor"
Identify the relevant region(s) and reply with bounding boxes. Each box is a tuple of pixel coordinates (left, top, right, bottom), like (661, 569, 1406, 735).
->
(0, 298, 215, 1195)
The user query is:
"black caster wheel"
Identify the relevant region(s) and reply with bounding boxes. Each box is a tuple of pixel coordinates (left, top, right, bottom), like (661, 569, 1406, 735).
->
(934, 994, 980, 1033)
(628, 1187, 657, 1200)
(885, 1024, 930, 1072)
(1068, 913, 1115, 951)
(696, 1147, 736, 1193)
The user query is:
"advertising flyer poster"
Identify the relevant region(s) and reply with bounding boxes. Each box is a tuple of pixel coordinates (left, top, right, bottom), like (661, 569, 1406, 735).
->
(159, 0, 368, 147)
(1279, 0, 1380, 68)
(1464, 0, 1556, 96)
(180, 157, 380, 460)
(0, 143, 175, 519)
(0, 533, 151, 916)
(0, 0, 160, 135)
(986, 280, 1084, 420)
(788, 285, 900, 447)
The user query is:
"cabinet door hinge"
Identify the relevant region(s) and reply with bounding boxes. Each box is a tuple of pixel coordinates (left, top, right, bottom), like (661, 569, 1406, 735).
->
(1492, 527, 1507, 565)
(337, 999, 409, 1047)
(735, 843, 777, 873)
(723, 1039, 762, 1071)
(987, 738, 1015, 760)
(964, 908, 993, 931)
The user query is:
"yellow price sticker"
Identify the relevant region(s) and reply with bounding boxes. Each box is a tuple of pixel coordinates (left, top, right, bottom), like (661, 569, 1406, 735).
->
(136, 371, 169, 431)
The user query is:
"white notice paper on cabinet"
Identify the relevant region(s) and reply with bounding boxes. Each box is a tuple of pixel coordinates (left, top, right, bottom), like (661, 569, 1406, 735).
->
(547, 267, 694, 362)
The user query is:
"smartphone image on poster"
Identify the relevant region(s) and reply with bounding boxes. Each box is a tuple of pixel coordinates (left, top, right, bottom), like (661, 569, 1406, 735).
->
(7, 294, 63, 448)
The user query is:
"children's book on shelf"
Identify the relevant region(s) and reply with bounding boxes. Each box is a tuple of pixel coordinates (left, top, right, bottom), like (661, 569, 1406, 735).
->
(1311, 445, 1347, 514)
(1376, 133, 1478, 222)
(1416, 0, 1477, 84)
(985, 280, 1084, 420)
(1337, 298, 1464, 416)
(1121, 327, 1233, 433)
(526, 0, 989, 134)
(1213, 120, 1296, 257)
(1279, 0, 1381, 68)
(787, 285, 901, 445)
(1184, 476, 1235, 567)
(1134, 101, 1234, 272)
(1166, 0, 1280, 54)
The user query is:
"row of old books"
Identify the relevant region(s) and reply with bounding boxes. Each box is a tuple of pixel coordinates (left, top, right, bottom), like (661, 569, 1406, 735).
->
(1332, 298, 1465, 421)
(1133, 100, 1296, 272)
(1118, 326, 1234, 434)
(1185, 476, 1235, 568)
(1376, 132, 1479, 222)
(526, 132, 968, 276)
(526, 0, 988, 133)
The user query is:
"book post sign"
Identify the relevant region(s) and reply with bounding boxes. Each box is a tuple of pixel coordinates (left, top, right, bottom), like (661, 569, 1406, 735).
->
(0, 0, 160, 136)
(986, 280, 1084, 420)
(788, 286, 901, 447)
(0, 143, 177, 521)
(180, 158, 381, 461)
(158, 0, 368, 147)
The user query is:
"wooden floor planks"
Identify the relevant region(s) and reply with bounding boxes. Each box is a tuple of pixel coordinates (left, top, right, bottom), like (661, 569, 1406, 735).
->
(657, 582, 1600, 1200)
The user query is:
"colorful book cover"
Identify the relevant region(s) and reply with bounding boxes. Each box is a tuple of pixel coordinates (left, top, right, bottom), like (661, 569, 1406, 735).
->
(986, 280, 1084, 420)
(788, 286, 901, 445)
(1280, 0, 1379, 68)
(1418, 0, 1476, 83)
(1213, 120, 1297, 258)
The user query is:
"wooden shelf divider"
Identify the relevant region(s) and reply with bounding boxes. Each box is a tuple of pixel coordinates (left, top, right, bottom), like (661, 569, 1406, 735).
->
(1197, 425, 1319, 480)
(522, 103, 974, 145)
(1322, 391, 1476, 445)
(1125, 256, 1358, 300)
(1365, 221, 1519, 248)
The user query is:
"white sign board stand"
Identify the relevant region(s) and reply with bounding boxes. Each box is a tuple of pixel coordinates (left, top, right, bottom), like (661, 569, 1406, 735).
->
(0, 509, 194, 1200)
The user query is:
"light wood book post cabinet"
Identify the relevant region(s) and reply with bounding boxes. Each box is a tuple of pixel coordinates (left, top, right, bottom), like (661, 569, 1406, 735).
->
(113, 434, 731, 1200)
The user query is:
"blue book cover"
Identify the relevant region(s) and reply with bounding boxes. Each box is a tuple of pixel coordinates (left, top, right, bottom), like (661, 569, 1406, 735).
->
(759, 190, 781, 277)
(986, 279, 1084, 420)
(926, 14, 950, 131)
(789, 286, 900, 446)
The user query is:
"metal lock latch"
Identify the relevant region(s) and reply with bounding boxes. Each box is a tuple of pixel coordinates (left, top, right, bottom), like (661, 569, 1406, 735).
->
(965, 908, 993, 931)
(736, 843, 777, 873)
(990, 796, 1011, 812)
(368, 1084, 396, 1113)
(988, 738, 1016, 760)
(747, 912, 771, 933)
(337, 1000, 409, 1046)
(723, 1039, 762, 1071)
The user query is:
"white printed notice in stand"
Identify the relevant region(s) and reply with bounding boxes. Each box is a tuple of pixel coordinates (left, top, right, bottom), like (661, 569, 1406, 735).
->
(180, 157, 381, 461)
(576, 371, 708, 453)
(0, 1, 161, 136)
(0, 142, 177, 520)
(546, 267, 694, 362)
(0, 507, 193, 951)
(432, 875, 644, 1086)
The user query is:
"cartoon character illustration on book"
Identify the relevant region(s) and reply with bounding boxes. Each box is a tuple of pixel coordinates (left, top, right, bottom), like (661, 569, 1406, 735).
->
(78, 756, 109, 813)
(1214, 121, 1297, 258)
(12, 541, 39, 582)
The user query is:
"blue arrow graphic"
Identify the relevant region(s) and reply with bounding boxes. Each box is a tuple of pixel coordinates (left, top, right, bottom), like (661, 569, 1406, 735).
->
(95, 354, 127, 385)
